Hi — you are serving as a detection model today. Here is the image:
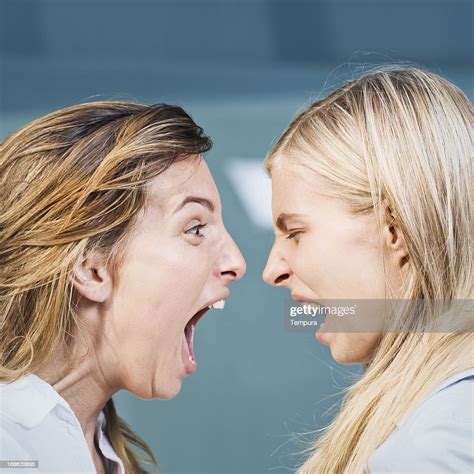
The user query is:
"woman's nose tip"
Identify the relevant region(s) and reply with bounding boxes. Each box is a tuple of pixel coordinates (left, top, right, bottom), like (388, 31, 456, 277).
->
(262, 260, 290, 286)
(263, 272, 290, 286)
(222, 238, 247, 282)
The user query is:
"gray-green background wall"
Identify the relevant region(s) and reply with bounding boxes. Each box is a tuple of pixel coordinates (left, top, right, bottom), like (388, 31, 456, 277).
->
(1, 1, 472, 472)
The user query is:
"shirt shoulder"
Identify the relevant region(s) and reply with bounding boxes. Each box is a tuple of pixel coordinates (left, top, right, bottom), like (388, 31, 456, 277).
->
(368, 370, 474, 473)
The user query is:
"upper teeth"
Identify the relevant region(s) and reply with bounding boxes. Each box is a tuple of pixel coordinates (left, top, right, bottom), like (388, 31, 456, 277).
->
(209, 299, 225, 310)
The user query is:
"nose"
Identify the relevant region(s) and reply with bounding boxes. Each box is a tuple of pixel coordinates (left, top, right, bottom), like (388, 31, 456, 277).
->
(262, 241, 291, 287)
(218, 229, 247, 282)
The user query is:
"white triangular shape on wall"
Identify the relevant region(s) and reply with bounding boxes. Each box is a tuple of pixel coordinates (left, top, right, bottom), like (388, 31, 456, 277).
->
(225, 158, 273, 230)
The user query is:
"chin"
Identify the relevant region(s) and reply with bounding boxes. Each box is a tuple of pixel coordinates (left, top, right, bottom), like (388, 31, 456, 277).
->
(329, 342, 364, 365)
(130, 376, 183, 401)
(328, 333, 378, 365)
(156, 382, 182, 400)
(330, 344, 374, 365)
(331, 350, 361, 365)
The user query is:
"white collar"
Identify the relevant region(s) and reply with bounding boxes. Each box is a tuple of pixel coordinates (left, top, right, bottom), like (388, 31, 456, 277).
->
(0, 373, 68, 428)
(0, 373, 125, 473)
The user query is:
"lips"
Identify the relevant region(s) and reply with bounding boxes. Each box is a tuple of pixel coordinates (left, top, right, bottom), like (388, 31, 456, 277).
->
(291, 293, 321, 305)
(181, 295, 228, 375)
(291, 294, 329, 344)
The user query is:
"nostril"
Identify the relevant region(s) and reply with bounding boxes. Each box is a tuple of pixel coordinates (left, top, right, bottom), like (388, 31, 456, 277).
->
(221, 270, 237, 280)
(275, 273, 290, 285)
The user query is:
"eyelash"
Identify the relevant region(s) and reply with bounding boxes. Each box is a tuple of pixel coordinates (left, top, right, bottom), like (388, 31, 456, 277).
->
(185, 223, 207, 238)
(286, 230, 302, 240)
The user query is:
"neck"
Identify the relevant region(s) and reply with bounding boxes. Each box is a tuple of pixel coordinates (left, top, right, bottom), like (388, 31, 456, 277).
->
(34, 346, 118, 455)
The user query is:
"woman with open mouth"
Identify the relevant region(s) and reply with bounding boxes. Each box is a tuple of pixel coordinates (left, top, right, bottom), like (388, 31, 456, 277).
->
(0, 102, 246, 473)
(262, 67, 473, 472)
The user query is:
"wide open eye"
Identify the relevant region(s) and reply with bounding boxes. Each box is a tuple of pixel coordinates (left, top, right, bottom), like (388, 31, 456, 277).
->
(185, 223, 207, 237)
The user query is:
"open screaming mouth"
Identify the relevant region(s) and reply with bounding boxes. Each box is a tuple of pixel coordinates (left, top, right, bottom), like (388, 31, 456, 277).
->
(182, 299, 226, 374)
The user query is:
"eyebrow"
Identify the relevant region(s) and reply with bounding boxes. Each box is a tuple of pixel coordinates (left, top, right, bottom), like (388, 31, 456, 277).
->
(275, 213, 306, 232)
(173, 196, 215, 214)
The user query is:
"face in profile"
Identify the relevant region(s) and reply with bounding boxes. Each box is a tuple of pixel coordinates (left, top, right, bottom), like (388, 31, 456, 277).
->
(263, 162, 407, 364)
(73, 155, 246, 399)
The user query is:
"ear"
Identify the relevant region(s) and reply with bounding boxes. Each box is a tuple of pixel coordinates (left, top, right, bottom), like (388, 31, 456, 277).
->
(71, 250, 113, 304)
(382, 201, 409, 268)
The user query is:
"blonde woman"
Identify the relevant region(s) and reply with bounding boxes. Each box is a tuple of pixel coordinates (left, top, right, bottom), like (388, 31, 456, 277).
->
(262, 67, 473, 472)
(0, 102, 246, 473)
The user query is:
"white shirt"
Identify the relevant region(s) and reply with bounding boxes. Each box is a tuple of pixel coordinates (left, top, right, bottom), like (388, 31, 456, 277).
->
(368, 368, 474, 473)
(0, 373, 125, 473)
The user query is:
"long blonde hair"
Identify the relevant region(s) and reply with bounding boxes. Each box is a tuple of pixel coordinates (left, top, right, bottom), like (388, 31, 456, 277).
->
(0, 101, 212, 473)
(265, 67, 473, 473)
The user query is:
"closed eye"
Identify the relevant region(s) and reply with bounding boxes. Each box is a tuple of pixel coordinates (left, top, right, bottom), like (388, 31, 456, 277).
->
(286, 230, 303, 240)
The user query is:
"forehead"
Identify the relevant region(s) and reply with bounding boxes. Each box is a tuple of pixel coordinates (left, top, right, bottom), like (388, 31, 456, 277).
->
(146, 155, 220, 214)
(270, 161, 332, 210)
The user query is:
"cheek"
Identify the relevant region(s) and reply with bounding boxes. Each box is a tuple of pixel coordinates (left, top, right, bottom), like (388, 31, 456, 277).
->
(291, 235, 350, 296)
(113, 260, 184, 335)
(293, 233, 387, 299)
(114, 236, 211, 323)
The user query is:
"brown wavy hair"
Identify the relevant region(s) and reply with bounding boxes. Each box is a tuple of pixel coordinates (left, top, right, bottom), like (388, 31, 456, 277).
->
(0, 101, 212, 472)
